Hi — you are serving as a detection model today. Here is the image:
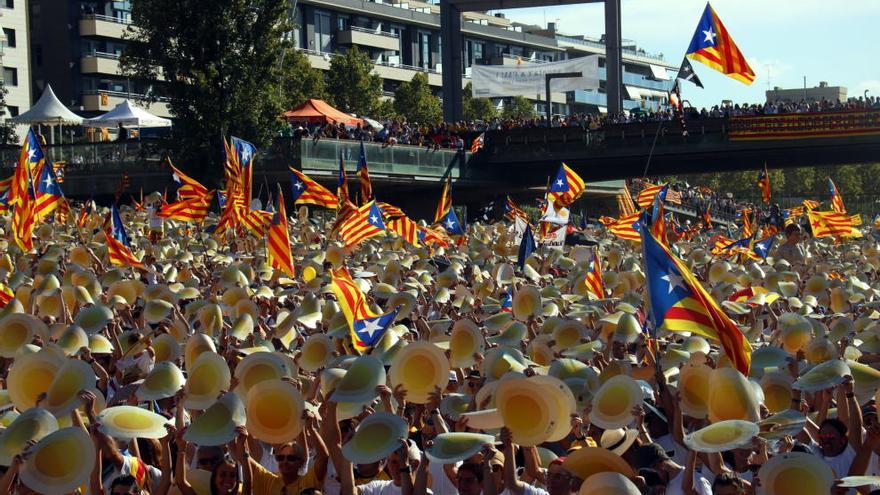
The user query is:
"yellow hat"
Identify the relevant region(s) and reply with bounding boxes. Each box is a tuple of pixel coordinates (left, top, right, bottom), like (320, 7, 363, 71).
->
(0, 313, 45, 358)
(426, 432, 496, 464)
(341, 412, 409, 464)
(590, 375, 643, 429)
(184, 333, 216, 372)
(390, 342, 449, 404)
(553, 320, 586, 351)
(56, 325, 89, 356)
(761, 371, 794, 414)
(848, 360, 880, 403)
(331, 355, 386, 404)
(233, 352, 289, 397)
(449, 319, 484, 368)
(137, 362, 185, 401)
(299, 334, 333, 372)
(107, 280, 139, 306)
(152, 333, 181, 363)
(482, 347, 527, 381)
(684, 419, 759, 453)
(7, 350, 63, 411)
(74, 305, 113, 334)
(460, 408, 504, 430)
(245, 379, 304, 444)
(749, 346, 789, 378)
(0, 408, 58, 466)
(779, 313, 813, 353)
(96, 405, 171, 439)
(496, 376, 555, 446)
(577, 472, 641, 495)
(196, 304, 224, 336)
(44, 359, 96, 417)
(529, 375, 577, 442)
(792, 359, 850, 393)
(561, 447, 636, 481)
(183, 393, 246, 446)
(757, 452, 833, 495)
(229, 313, 254, 341)
(512, 285, 541, 321)
(144, 299, 174, 324)
(20, 427, 95, 494)
(679, 362, 711, 419)
(708, 368, 760, 423)
(184, 353, 232, 410)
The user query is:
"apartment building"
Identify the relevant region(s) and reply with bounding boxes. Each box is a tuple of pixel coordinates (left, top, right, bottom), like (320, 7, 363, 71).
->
(1, 0, 32, 121)
(20, 0, 674, 121)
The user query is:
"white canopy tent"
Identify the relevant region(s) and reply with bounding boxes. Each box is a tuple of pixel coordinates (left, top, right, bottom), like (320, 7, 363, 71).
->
(82, 99, 172, 129)
(9, 84, 84, 144)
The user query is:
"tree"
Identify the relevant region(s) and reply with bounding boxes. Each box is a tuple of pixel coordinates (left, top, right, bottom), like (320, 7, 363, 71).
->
(373, 99, 398, 121)
(0, 80, 18, 145)
(501, 96, 536, 120)
(326, 46, 382, 117)
(462, 82, 496, 122)
(123, 0, 291, 180)
(280, 47, 326, 109)
(393, 73, 441, 124)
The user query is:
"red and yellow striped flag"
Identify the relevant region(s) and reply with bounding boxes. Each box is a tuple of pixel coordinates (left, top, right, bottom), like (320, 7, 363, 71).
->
(387, 216, 421, 247)
(808, 210, 854, 238)
(433, 177, 452, 224)
(168, 159, 209, 200)
(267, 190, 295, 277)
(547, 163, 585, 208)
(338, 201, 386, 249)
(636, 183, 665, 209)
(158, 192, 213, 223)
(608, 212, 642, 242)
(289, 168, 338, 209)
(584, 249, 605, 299)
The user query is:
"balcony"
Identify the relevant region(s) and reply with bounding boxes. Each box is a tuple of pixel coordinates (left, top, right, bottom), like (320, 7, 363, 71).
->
(297, 48, 443, 86)
(81, 90, 171, 117)
(336, 26, 400, 52)
(79, 14, 131, 39)
(81, 52, 121, 75)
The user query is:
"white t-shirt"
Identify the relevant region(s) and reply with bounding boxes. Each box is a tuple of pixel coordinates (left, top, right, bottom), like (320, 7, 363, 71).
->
(358, 479, 433, 495)
(810, 442, 856, 477)
(522, 484, 549, 495)
(97, 455, 162, 495)
(665, 467, 712, 495)
(656, 433, 687, 466)
(427, 460, 459, 494)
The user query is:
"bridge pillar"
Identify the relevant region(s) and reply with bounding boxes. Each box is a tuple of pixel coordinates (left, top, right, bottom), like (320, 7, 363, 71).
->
(440, 0, 464, 123)
(604, 0, 623, 115)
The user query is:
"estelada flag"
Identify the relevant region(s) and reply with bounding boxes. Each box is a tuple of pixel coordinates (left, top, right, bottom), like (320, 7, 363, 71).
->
(686, 2, 755, 85)
(289, 168, 338, 210)
(547, 163, 585, 208)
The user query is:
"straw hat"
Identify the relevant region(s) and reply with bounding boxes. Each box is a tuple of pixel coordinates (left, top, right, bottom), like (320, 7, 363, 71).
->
(56, 325, 89, 356)
(389, 342, 449, 404)
(761, 371, 794, 414)
(184, 333, 217, 372)
(779, 313, 813, 353)
(792, 359, 850, 393)
(152, 333, 181, 363)
(184, 393, 246, 446)
(496, 376, 556, 446)
(529, 375, 577, 442)
(749, 346, 789, 378)
(426, 432, 496, 464)
(234, 352, 289, 397)
(184, 353, 232, 410)
(678, 362, 711, 419)
(245, 379, 304, 444)
(97, 406, 171, 440)
(449, 319, 485, 368)
(561, 446, 636, 480)
(599, 428, 639, 456)
(708, 368, 760, 423)
(7, 350, 63, 411)
(577, 472, 641, 495)
(341, 412, 408, 464)
(0, 408, 58, 465)
(44, 359, 96, 417)
(0, 313, 45, 357)
(848, 360, 880, 403)
(137, 362, 185, 401)
(482, 347, 527, 381)
(756, 452, 833, 495)
(299, 334, 333, 372)
(684, 420, 759, 453)
(20, 427, 95, 494)
(331, 355, 386, 404)
(512, 285, 541, 321)
(460, 408, 504, 430)
(590, 375, 643, 429)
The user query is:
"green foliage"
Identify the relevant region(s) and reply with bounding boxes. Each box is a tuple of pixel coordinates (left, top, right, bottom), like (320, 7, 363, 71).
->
(326, 46, 382, 117)
(373, 99, 398, 121)
(393, 73, 442, 124)
(0, 80, 17, 145)
(501, 96, 536, 120)
(462, 82, 496, 122)
(280, 47, 326, 109)
(123, 0, 291, 181)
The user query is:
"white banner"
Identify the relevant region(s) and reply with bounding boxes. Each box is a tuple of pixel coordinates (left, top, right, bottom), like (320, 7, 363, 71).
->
(541, 224, 567, 251)
(513, 216, 529, 246)
(471, 56, 600, 98)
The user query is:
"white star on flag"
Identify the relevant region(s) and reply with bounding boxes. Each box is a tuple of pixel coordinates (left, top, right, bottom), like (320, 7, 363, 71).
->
(556, 179, 564, 187)
(369, 214, 379, 224)
(703, 28, 716, 44)
(172, 173, 180, 183)
(358, 318, 383, 339)
(661, 272, 686, 294)
(445, 219, 456, 229)
(27, 149, 36, 161)
(294, 181, 303, 190)
(43, 176, 54, 188)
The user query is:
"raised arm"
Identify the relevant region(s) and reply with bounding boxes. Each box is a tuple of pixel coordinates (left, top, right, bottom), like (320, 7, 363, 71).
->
(501, 427, 527, 495)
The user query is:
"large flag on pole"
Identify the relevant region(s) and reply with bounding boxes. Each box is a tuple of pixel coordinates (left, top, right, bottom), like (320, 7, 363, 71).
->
(434, 177, 452, 224)
(337, 201, 386, 248)
(9, 128, 43, 207)
(757, 164, 771, 204)
(685, 3, 755, 85)
(267, 189, 295, 277)
(330, 266, 398, 354)
(168, 159, 209, 200)
(584, 249, 605, 299)
(288, 168, 338, 209)
(158, 192, 213, 223)
(547, 163, 585, 208)
(674, 57, 704, 88)
(33, 159, 65, 222)
(642, 220, 751, 374)
(828, 178, 846, 213)
(104, 204, 144, 269)
(356, 140, 373, 203)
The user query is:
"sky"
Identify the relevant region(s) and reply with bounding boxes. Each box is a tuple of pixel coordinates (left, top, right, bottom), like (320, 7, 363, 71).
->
(498, 0, 880, 108)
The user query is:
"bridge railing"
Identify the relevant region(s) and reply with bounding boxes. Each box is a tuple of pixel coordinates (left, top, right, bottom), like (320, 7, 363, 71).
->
(0, 139, 168, 175)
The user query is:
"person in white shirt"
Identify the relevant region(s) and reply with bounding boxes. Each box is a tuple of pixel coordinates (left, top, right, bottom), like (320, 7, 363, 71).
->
(634, 443, 712, 495)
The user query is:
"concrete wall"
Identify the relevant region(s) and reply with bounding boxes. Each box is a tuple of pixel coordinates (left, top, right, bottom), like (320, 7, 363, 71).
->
(1, 0, 32, 135)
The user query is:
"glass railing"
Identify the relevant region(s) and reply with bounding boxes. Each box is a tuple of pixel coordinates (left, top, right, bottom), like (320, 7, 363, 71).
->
(293, 138, 464, 179)
(0, 140, 167, 175)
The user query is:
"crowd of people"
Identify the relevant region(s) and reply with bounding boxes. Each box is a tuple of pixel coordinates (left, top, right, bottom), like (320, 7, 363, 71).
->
(2, 160, 880, 495)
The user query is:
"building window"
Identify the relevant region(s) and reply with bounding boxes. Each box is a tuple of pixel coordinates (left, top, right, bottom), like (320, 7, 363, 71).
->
(337, 14, 349, 31)
(6, 105, 17, 117)
(3, 0, 13, 9)
(314, 11, 332, 53)
(418, 31, 431, 69)
(2, 28, 14, 48)
(3, 67, 17, 86)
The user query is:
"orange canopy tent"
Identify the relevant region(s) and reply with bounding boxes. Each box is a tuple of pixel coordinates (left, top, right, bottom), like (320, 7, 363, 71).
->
(282, 99, 364, 126)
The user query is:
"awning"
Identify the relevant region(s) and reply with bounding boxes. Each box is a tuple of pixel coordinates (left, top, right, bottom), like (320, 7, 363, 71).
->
(282, 99, 363, 126)
(624, 86, 642, 100)
(82, 100, 172, 128)
(10, 84, 83, 125)
(649, 65, 671, 80)
(639, 88, 670, 99)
